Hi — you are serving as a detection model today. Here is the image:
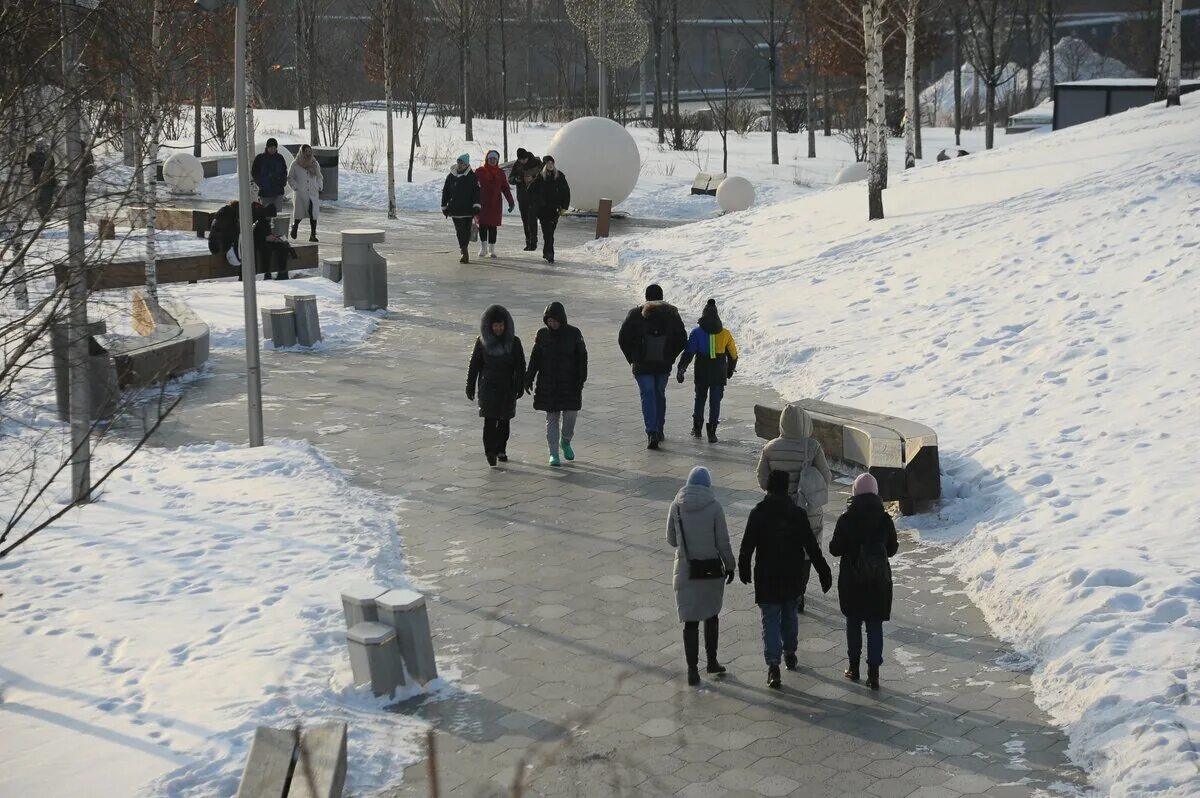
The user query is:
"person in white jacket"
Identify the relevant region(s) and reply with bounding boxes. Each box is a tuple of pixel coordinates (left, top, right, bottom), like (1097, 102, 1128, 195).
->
(288, 144, 323, 242)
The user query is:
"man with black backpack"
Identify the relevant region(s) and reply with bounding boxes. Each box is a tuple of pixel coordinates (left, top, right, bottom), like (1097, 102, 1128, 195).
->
(829, 473, 899, 690)
(618, 284, 688, 450)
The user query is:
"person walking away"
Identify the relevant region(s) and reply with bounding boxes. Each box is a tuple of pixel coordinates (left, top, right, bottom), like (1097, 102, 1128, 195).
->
(509, 148, 541, 250)
(288, 144, 323, 242)
(618, 284, 688, 450)
(251, 137, 288, 212)
(677, 298, 739, 443)
(442, 154, 482, 264)
(739, 470, 832, 689)
(252, 202, 295, 280)
(829, 473, 898, 690)
(525, 302, 588, 466)
(667, 466, 735, 686)
(466, 305, 526, 466)
(26, 139, 57, 221)
(475, 149, 515, 259)
(527, 155, 570, 263)
(755, 403, 833, 610)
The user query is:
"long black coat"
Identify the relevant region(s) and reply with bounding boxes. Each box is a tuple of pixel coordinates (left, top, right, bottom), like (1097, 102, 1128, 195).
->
(828, 493, 899, 621)
(738, 493, 831, 605)
(526, 302, 588, 412)
(527, 168, 571, 216)
(442, 167, 482, 218)
(467, 305, 526, 420)
(618, 301, 688, 376)
(509, 155, 540, 202)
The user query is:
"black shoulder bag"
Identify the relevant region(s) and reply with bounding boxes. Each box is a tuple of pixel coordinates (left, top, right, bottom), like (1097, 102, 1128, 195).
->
(676, 507, 725, 580)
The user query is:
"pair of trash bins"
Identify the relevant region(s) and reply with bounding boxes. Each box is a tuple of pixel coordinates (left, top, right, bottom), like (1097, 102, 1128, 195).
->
(261, 294, 322, 348)
(342, 585, 437, 698)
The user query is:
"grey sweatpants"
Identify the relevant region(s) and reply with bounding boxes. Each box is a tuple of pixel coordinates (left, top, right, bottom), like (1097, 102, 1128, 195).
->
(546, 410, 578, 454)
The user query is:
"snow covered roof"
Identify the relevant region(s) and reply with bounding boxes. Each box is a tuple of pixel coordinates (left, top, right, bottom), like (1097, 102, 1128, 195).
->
(1058, 78, 1200, 88)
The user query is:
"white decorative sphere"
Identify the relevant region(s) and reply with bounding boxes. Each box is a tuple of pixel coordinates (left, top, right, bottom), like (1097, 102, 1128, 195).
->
(834, 162, 870, 185)
(162, 152, 203, 194)
(716, 175, 755, 213)
(546, 116, 640, 212)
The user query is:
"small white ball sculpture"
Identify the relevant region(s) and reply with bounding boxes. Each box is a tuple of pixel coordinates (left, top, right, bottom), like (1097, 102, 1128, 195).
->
(253, 140, 295, 195)
(716, 175, 755, 213)
(162, 152, 203, 194)
(834, 162, 870, 185)
(546, 116, 640, 212)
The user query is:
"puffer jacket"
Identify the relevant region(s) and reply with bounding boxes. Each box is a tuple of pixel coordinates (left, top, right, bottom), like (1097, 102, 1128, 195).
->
(525, 302, 588, 413)
(666, 484, 735, 623)
(755, 405, 833, 534)
(617, 301, 688, 376)
(509, 155, 541, 200)
(829, 493, 899, 621)
(678, 304, 739, 387)
(442, 166, 482, 218)
(467, 305, 526, 420)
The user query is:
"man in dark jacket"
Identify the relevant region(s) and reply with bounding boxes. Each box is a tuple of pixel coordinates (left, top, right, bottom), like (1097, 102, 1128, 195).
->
(525, 301, 588, 466)
(442, 154, 482, 263)
(677, 298, 739, 442)
(527, 155, 570, 263)
(829, 472, 900, 690)
(509, 148, 541, 251)
(251, 138, 288, 211)
(618, 284, 688, 450)
(739, 470, 833, 689)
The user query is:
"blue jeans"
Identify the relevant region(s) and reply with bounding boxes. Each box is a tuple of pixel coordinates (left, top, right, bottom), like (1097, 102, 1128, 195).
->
(634, 373, 669, 434)
(693, 384, 725, 425)
(760, 600, 799, 666)
(846, 618, 884, 667)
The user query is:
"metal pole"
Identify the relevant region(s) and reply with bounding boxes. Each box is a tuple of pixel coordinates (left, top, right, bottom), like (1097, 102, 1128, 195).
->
(235, 0, 264, 447)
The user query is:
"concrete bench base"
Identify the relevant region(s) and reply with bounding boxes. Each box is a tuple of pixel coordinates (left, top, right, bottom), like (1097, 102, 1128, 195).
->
(346, 621, 406, 697)
(376, 589, 439, 685)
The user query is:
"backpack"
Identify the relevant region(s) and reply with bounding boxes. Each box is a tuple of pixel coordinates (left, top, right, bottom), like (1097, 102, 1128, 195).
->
(846, 537, 891, 593)
(642, 332, 668, 366)
(793, 440, 829, 512)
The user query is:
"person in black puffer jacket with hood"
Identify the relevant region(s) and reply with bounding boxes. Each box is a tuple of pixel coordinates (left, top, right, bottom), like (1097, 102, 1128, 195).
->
(525, 302, 588, 467)
(467, 305, 527, 466)
(829, 473, 900, 690)
(617, 284, 688, 450)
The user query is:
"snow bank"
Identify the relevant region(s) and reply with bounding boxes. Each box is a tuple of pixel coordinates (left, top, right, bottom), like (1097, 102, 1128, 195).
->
(594, 99, 1200, 797)
(0, 436, 438, 797)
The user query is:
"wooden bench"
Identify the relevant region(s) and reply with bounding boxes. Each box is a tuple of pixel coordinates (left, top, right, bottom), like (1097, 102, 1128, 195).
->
(126, 207, 215, 238)
(690, 172, 726, 196)
(235, 722, 347, 798)
(755, 400, 940, 515)
(85, 242, 319, 290)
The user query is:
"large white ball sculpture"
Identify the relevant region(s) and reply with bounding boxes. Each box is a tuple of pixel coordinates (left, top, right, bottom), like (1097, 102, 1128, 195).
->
(834, 162, 870, 185)
(162, 152, 203, 194)
(253, 140, 295, 195)
(716, 175, 755, 213)
(546, 116, 640, 212)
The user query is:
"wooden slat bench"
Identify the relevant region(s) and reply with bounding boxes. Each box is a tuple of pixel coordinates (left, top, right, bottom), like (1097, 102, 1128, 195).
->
(84, 242, 319, 290)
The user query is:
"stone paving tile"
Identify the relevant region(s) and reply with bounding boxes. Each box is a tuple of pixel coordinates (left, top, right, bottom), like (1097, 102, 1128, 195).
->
(147, 209, 1091, 797)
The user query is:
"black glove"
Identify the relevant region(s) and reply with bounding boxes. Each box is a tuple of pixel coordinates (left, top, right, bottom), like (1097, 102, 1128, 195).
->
(524, 381, 534, 395)
(466, 387, 475, 401)
(676, 369, 685, 384)
(508, 203, 515, 212)
(818, 566, 833, 594)
(725, 570, 735, 585)
(739, 573, 751, 585)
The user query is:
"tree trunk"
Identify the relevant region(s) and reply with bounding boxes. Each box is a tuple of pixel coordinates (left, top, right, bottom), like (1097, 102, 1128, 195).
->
(669, 0, 681, 148)
(146, 0, 161, 300)
(653, 1, 665, 144)
(306, 3, 318, 145)
(1046, 0, 1056, 91)
(953, 16, 962, 145)
(1168, 0, 1182, 106)
(876, 9, 888, 191)
(823, 75, 831, 136)
(408, 99, 418, 183)
(767, 0, 779, 166)
(525, 0, 533, 106)
(193, 92, 202, 157)
(903, 5, 916, 169)
(804, 7, 816, 158)
(213, 75, 226, 146)
(296, 0, 305, 128)
(463, 0, 473, 141)
(1157, 0, 1182, 105)
(864, 0, 884, 221)
(501, 0, 509, 159)
(971, 69, 980, 129)
(385, 2, 396, 219)
(985, 80, 995, 149)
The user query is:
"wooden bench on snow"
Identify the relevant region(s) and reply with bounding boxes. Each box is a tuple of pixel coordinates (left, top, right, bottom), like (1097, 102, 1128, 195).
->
(755, 399, 941, 515)
(690, 172, 726, 196)
(125, 206, 216, 238)
(235, 723, 347, 798)
(75, 242, 318, 291)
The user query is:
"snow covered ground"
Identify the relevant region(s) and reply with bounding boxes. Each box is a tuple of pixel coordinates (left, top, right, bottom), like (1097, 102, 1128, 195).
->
(592, 98, 1200, 797)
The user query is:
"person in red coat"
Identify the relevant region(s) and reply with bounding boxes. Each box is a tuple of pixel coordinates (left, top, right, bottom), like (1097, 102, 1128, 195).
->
(475, 149, 515, 259)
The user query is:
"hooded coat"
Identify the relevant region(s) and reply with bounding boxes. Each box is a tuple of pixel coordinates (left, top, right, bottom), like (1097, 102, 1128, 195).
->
(287, 156, 323, 222)
(666, 484, 735, 622)
(678, 302, 739, 387)
(442, 166, 482, 218)
(738, 491, 831, 605)
(755, 405, 833, 534)
(527, 167, 571, 216)
(525, 302, 588, 412)
(618, 301, 688, 376)
(828, 493, 899, 621)
(476, 162, 514, 227)
(466, 305, 527, 419)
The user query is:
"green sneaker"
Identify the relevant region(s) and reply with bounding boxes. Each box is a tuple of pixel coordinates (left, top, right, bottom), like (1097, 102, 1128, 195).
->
(548, 454, 561, 467)
(561, 441, 575, 461)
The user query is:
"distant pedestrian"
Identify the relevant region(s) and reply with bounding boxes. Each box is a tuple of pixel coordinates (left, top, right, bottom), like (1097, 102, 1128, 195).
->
(525, 302, 588, 467)
(829, 473, 899, 690)
(667, 466, 735, 686)
(618, 284, 687, 450)
(739, 470, 832, 689)
(509, 148, 541, 250)
(288, 144, 323, 242)
(251, 137, 288, 211)
(755, 403, 832, 609)
(466, 305, 526, 467)
(475, 149, 515, 259)
(677, 298, 739, 443)
(442, 154, 482, 264)
(26, 139, 56, 221)
(527, 155, 570, 263)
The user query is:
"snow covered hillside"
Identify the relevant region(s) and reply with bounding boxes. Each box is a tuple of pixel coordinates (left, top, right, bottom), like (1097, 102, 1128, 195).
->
(596, 98, 1200, 797)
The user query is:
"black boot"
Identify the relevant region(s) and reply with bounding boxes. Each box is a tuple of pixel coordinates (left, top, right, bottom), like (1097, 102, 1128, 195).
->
(704, 616, 726, 675)
(657, 430, 666, 442)
(460, 247, 469, 264)
(683, 625, 700, 686)
(767, 664, 782, 690)
(844, 659, 860, 682)
(798, 595, 805, 614)
(784, 652, 798, 671)
(706, 423, 718, 443)
(691, 419, 702, 438)
(866, 666, 880, 690)
(290, 220, 299, 239)
(647, 432, 659, 450)
(309, 220, 318, 242)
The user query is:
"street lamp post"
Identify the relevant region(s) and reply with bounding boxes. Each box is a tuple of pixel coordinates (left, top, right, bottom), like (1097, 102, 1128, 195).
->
(196, 0, 264, 447)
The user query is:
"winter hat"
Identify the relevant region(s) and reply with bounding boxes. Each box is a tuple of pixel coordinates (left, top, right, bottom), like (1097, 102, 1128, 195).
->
(542, 154, 555, 164)
(852, 473, 879, 497)
(517, 147, 529, 159)
(766, 469, 790, 495)
(686, 466, 712, 488)
(645, 284, 664, 301)
(457, 153, 470, 165)
(266, 137, 278, 148)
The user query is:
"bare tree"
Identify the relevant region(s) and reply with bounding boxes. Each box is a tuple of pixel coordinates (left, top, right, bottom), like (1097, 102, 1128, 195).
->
(963, 0, 1020, 149)
(693, 32, 752, 174)
(640, 0, 666, 143)
(1042, 0, 1061, 92)
(1155, 0, 1183, 106)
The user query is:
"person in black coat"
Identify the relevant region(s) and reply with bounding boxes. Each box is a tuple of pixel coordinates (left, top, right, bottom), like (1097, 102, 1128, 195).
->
(509, 148, 541, 250)
(467, 305, 526, 466)
(739, 470, 833, 689)
(525, 301, 588, 466)
(208, 200, 241, 263)
(442, 154, 482, 263)
(26, 140, 57, 221)
(526, 155, 570, 263)
(617, 284, 688, 450)
(251, 138, 288, 210)
(828, 472, 900, 690)
(251, 202, 294, 280)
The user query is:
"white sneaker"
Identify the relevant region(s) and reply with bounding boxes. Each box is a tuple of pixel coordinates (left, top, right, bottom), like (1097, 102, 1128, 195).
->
(479, 242, 487, 257)
(489, 243, 497, 258)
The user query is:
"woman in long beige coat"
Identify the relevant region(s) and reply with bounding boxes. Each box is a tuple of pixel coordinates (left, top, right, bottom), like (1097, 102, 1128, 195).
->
(288, 144, 323, 242)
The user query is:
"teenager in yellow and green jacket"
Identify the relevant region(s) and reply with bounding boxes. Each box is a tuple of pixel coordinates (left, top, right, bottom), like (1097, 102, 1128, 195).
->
(677, 299, 739, 443)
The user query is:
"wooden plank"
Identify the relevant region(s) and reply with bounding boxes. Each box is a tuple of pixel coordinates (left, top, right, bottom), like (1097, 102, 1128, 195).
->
(89, 243, 319, 290)
(235, 727, 296, 798)
(289, 723, 347, 798)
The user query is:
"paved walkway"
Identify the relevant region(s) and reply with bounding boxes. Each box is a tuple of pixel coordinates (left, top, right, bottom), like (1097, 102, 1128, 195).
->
(150, 209, 1089, 798)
